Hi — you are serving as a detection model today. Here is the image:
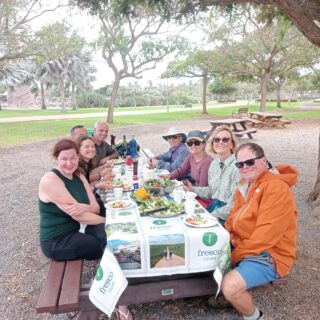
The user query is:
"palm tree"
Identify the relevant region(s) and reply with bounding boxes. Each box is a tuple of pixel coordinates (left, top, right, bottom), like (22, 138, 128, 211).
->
(38, 55, 91, 112)
(0, 63, 32, 110)
(65, 56, 91, 110)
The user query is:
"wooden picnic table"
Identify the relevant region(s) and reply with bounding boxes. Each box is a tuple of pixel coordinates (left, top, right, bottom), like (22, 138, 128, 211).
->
(208, 118, 257, 139)
(247, 112, 290, 128)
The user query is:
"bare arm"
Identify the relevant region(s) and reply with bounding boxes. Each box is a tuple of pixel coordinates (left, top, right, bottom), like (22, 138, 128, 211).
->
(39, 172, 104, 224)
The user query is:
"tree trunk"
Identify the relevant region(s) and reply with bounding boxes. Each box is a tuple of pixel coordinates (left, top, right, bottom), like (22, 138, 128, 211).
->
(308, 131, 320, 201)
(202, 73, 208, 114)
(59, 76, 67, 113)
(276, 82, 282, 108)
(71, 83, 77, 110)
(259, 71, 271, 112)
(108, 76, 121, 124)
(40, 81, 46, 110)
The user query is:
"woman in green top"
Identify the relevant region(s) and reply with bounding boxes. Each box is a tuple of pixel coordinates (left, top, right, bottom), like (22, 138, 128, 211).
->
(39, 139, 106, 260)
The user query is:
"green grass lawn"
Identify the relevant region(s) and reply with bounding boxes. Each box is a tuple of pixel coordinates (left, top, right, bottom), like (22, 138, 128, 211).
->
(0, 101, 319, 148)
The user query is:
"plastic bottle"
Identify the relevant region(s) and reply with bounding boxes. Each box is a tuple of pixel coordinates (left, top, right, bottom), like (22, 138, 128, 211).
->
(132, 175, 139, 191)
(128, 134, 138, 158)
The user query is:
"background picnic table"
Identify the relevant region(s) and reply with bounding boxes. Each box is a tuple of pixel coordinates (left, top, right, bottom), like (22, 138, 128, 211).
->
(0, 118, 319, 320)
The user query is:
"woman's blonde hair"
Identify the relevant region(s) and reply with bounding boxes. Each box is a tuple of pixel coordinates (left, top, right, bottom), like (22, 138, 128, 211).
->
(207, 125, 237, 154)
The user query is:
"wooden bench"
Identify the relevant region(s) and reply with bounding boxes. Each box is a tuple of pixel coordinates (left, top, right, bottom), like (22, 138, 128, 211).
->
(36, 260, 218, 319)
(36, 260, 288, 319)
(184, 103, 192, 109)
(36, 260, 84, 314)
(243, 117, 264, 128)
(234, 128, 257, 139)
(232, 108, 248, 118)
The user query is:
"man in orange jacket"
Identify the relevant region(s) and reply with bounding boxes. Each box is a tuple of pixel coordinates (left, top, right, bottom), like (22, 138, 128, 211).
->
(222, 143, 297, 320)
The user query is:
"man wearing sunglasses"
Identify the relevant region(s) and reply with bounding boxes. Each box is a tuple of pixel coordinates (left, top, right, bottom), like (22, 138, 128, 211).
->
(222, 142, 298, 320)
(148, 127, 190, 174)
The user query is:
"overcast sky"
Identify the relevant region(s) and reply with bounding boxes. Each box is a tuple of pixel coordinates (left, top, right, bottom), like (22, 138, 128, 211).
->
(33, 5, 202, 89)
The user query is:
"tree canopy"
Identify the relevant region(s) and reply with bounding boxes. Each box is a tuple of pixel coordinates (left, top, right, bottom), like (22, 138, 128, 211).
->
(71, 0, 320, 47)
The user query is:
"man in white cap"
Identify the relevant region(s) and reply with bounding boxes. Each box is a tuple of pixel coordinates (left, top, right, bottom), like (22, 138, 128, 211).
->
(148, 127, 190, 172)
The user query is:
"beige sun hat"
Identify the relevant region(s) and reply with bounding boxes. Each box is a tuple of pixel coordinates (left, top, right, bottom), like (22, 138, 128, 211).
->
(162, 127, 187, 143)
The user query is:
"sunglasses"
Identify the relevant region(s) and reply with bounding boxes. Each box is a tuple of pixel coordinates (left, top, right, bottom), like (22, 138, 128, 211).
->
(166, 135, 179, 140)
(187, 140, 203, 147)
(235, 156, 264, 169)
(213, 137, 231, 143)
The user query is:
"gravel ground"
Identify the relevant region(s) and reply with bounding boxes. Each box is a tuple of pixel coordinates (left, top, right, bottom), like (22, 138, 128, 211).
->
(0, 117, 319, 320)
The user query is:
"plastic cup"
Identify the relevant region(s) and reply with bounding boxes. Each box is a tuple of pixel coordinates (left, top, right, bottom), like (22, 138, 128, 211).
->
(185, 200, 196, 216)
(114, 187, 123, 200)
(185, 191, 197, 202)
(172, 189, 184, 203)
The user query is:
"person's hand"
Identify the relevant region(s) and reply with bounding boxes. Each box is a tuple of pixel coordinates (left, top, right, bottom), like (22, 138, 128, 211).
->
(103, 162, 113, 169)
(182, 179, 192, 192)
(100, 167, 114, 180)
(95, 180, 112, 190)
(64, 202, 86, 216)
(148, 157, 157, 169)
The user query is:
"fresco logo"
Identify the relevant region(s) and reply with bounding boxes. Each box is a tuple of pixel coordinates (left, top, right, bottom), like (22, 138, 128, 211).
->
(153, 220, 167, 225)
(95, 265, 104, 281)
(119, 211, 132, 216)
(202, 232, 217, 247)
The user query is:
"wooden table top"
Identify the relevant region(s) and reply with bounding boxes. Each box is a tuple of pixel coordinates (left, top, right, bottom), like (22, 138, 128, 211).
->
(249, 112, 282, 119)
(209, 118, 246, 125)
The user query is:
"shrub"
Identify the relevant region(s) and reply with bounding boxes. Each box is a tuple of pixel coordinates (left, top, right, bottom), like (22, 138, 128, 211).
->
(76, 91, 109, 108)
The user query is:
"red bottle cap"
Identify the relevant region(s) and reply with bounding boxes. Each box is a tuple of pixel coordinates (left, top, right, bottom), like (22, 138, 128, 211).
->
(126, 155, 132, 165)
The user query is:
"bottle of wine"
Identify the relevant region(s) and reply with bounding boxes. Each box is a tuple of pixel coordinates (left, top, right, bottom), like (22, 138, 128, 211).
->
(122, 135, 128, 158)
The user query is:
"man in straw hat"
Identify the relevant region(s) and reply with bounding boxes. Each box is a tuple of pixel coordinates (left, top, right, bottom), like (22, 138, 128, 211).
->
(148, 127, 190, 173)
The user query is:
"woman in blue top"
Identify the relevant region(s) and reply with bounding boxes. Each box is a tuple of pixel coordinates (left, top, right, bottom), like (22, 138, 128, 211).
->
(39, 139, 106, 260)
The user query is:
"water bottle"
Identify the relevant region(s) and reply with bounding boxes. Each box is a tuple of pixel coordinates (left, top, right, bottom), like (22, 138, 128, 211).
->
(128, 134, 138, 158)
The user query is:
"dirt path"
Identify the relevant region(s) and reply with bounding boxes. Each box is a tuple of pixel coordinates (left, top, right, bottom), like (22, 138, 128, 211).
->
(0, 118, 319, 320)
(155, 254, 185, 268)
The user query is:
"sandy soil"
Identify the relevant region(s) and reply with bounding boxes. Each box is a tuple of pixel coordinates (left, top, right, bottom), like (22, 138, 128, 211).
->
(0, 118, 319, 320)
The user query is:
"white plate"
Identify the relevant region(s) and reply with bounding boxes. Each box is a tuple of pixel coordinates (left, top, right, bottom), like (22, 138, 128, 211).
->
(105, 200, 135, 210)
(183, 215, 218, 228)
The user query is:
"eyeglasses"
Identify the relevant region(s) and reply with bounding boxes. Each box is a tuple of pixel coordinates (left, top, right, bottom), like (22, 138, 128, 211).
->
(166, 135, 178, 140)
(235, 156, 264, 169)
(213, 137, 231, 143)
(186, 140, 203, 147)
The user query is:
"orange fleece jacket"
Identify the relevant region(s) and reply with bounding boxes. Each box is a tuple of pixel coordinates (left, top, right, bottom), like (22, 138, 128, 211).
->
(225, 165, 298, 278)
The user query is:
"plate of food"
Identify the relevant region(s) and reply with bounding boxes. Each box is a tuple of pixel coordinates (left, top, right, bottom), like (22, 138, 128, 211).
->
(105, 200, 135, 210)
(131, 187, 161, 203)
(183, 214, 218, 228)
(141, 178, 175, 195)
(140, 198, 184, 218)
(112, 179, 133, 191)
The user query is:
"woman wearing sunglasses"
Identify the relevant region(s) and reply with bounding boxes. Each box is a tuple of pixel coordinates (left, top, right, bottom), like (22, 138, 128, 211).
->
(167, 130, 213, 186)
(183, 125, 240, 225)
(222, 142, 297, 320)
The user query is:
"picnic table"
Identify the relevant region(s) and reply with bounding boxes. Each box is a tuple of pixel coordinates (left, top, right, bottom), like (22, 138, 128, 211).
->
(87, 159, 231, 316)
(207, 118, 257, 139)
(246, 112, 291, 128)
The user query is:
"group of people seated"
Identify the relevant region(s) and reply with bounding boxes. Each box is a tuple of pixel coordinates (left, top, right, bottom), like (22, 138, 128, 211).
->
(38, 122, 298, 320)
